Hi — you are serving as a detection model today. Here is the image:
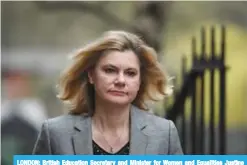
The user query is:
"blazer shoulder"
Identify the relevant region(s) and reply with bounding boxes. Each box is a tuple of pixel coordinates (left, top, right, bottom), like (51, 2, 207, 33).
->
(141, 110, 172, 132)
(44, 114, 83, 132)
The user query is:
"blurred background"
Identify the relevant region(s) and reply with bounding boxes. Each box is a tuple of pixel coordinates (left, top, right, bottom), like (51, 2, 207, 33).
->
(1, 1, 247, 162)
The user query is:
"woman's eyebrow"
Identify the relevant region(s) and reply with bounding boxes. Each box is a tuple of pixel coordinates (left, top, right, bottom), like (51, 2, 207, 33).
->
(101, 64, 117, 69)
(102, 64, 139, 71)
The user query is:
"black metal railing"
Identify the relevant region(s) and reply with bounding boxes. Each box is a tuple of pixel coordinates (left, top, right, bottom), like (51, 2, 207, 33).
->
(165, 26, 228, 154)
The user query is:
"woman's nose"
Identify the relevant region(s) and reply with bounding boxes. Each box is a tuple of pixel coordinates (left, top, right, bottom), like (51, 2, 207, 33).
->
(115, 73, 126, 85)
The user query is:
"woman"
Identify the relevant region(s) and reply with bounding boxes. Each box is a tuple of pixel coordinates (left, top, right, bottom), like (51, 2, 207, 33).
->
(33, 31, 183, 155)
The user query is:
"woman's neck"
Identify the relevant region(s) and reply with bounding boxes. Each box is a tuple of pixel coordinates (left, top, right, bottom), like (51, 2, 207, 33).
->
(92, 103, 130, 133)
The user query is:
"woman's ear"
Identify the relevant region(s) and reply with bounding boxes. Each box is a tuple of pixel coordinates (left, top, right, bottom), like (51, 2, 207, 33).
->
(87, 69, 94, 84)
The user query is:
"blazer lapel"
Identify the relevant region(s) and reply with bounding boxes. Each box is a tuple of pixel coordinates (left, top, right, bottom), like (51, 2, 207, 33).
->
(129, 105, 149, 155)
(71, 105, 152, 155)
(72, 115, 93, 155)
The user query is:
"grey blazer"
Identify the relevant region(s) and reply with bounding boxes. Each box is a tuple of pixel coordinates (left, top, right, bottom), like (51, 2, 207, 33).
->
(33, 105, 183, 155)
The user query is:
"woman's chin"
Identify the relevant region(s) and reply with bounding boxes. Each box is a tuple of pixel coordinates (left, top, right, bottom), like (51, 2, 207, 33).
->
(105, 97, 131, 106)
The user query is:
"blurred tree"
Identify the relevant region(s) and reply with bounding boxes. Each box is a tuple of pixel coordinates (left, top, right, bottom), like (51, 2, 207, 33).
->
(132, 2, 172, 57)
(35, 1, 173, 60)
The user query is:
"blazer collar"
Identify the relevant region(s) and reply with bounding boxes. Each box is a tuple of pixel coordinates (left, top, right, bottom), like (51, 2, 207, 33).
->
(129, 105, 149, 154)
(72, 114, 93, 154)
(72, 105, 149, 155)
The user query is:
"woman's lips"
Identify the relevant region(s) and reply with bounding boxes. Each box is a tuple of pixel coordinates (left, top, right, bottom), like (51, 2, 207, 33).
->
(108, 91, 126, 96)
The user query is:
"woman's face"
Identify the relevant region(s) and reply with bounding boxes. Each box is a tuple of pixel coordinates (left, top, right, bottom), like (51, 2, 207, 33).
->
(88, 50, 141, 106)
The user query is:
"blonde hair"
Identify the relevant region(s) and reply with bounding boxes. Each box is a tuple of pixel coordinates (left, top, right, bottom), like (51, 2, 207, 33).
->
(57, 30, 168, 115)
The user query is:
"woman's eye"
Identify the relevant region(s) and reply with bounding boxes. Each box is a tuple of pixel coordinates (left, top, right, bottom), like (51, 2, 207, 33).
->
(104, 68, 115, 73)
(127, 71, 136, 76)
